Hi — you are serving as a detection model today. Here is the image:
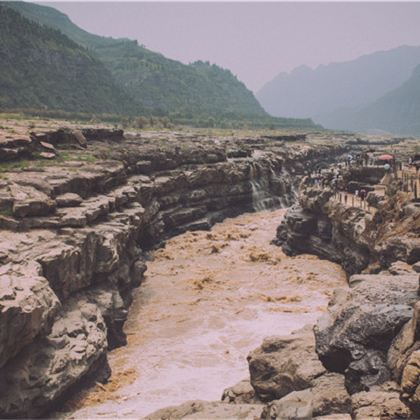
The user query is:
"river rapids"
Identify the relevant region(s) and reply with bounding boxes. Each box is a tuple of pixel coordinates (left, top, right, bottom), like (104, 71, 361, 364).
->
(64, 208, 346, 418)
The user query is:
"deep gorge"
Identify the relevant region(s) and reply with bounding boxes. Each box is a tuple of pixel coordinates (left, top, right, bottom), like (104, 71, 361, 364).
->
(3, 128, 420, 419)
(0, 129, 345, 418)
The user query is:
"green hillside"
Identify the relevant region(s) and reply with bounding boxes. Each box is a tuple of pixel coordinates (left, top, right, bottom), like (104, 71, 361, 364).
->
(0, 4, 134, 115)
(4, 1, 318, 128)
(4, 2, 262, 120)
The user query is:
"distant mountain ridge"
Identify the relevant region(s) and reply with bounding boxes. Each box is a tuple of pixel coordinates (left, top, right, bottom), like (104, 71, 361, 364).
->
(257, 46, 420, 133)
(330, 64, 420, 135)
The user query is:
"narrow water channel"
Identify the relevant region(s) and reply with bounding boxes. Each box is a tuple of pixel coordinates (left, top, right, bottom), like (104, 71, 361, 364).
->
(66, 209, 346, 418)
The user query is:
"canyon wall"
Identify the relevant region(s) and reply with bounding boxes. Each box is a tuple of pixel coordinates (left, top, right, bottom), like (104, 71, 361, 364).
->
(0, 129, 345, 417)
(270, 163, 420, 418)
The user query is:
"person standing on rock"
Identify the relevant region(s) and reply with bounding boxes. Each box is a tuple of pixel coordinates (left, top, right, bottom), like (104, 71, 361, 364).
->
(360, 188, 367, 203)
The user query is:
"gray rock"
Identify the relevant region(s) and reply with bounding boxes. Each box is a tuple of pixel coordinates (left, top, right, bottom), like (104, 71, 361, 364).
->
(248, 325, 326, 401)
(85, 285, 128, 349)
(389, 260, 415, 275)
(145, 400, 263, 419)
(0, 296, 108, 418)
(310, 373, 351, 416)
(412, 261, 420, 273)
(351, 390, 411, 419)
(315, 274, 418, 393)
(260, 389, 313, 420)
(260, 373, 351, 419)
(221, 379, 259, 404)
(56, 192, 83, 207)
(10, 183, 56, 218)
(0, 262, 60, 368)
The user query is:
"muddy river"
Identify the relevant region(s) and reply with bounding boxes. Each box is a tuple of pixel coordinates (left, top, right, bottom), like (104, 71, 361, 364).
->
(66, 209, 346, 418)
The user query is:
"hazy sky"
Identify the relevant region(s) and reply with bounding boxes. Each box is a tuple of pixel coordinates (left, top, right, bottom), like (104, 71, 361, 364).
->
(43, 2, 420, 92)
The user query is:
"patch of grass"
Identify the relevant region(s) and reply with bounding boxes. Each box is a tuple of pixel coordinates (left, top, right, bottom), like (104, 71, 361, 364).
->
(0, 207, 13, 217)
(56, 151, 99, 164)
(0, 159, 32, 172)
(0, 112, 25, 121)
(0, 150, 99, 173)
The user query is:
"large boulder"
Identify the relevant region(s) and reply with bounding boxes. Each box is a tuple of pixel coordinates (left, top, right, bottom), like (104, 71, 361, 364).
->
(0, 296, 108, 418)
(351, 390, 411, 419)
(315, 274, 418, 393)
(31, 128, 88, 148)
(144, 400, 263, 419)
(388, 301, 420, 381)
(221, 379, 259, 404)
(9, 183, 56, 218)
(388, 301, 420, 415)
(0, 262, 60, 368)
(277, 201, 371, 275)
(400, 350, 420, 414)
(260, 373, 351, 419)
(247, 325, 326, 401)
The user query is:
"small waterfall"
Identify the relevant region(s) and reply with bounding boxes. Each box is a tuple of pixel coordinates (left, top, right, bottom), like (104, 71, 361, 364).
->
(250, 161, 279, 211)
(249, 160, 297, 211)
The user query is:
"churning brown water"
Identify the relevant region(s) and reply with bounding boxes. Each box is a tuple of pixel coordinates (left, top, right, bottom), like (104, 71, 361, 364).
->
(66, 209, 346, 418)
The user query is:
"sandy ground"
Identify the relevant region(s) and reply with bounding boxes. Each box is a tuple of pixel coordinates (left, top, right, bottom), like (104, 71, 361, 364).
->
(62, 208, 346, 419)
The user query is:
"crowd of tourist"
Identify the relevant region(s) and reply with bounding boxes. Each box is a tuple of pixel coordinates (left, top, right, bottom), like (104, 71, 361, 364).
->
(304, 149, 420, 211)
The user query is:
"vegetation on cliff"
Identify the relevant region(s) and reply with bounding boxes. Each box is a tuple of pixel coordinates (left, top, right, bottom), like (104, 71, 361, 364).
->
(0, 5, 134, 115)
(3, 1, 318, 129)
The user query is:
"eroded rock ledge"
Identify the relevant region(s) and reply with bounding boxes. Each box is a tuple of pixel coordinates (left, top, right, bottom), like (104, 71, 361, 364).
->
(147, 140, 420, 419)
(265, 161, 420, 418)
(0, 128, 345, 418)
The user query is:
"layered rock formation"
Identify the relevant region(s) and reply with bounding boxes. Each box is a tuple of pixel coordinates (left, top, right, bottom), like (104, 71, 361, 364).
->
(144, 141, 420, 419)
(271, 159, 420, 417)
(0, 128, 345, 417)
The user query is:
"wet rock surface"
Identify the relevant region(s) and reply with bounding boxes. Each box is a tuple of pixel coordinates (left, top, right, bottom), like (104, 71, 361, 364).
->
(248, 325, 326, 401)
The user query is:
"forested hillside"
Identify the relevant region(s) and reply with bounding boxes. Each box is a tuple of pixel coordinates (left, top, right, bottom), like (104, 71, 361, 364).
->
(3, 1, 317, 128)
(0, 5, 134, 114)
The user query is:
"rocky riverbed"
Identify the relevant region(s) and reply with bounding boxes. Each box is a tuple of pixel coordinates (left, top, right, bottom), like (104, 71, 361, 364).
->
(61, 209, 346, 418)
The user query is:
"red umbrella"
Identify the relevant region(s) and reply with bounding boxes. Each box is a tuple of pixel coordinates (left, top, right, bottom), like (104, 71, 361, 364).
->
(377, 154, 394, 161)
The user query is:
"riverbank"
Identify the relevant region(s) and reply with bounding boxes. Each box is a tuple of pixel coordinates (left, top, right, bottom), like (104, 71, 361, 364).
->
(61, 209, 346, 418)
(0, 126, 348, 417)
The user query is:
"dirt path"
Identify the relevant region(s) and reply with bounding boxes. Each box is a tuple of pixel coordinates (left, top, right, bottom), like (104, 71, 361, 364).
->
(64, 209, 346, 418)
